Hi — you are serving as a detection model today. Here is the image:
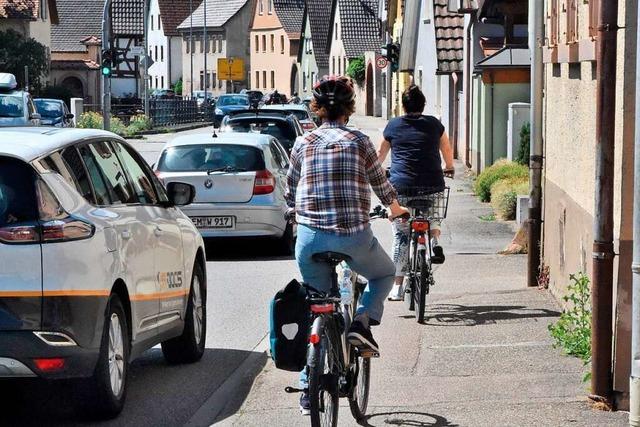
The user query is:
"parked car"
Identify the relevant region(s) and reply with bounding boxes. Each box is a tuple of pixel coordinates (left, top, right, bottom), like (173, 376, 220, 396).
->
(260, 104, 317, 132)
(34, 98, 74, 127)
(155, 132, 295, 254)
(151, 89, 176, 99)
(240, 89, 264, 106)
(219, 110, 303, 154)
(192, 90, 215, 107)
(262, 91, 288, 105)
(0, 73, 40, 127)
(302, 95, 321, 126)
(0, 127, 206, 417)
(213, 94, 250, 126)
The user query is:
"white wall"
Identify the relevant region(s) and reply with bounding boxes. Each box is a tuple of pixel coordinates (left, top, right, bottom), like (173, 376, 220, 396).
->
(299, 16, 319, 97)
(148, 0, 169, 89)
(329, 3, 347, 77)
(414, 0, 438, 115)
(169, 36, 182, 85)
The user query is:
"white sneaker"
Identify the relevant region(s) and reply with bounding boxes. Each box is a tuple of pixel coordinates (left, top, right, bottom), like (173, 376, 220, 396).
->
(387, 284, 404, 301)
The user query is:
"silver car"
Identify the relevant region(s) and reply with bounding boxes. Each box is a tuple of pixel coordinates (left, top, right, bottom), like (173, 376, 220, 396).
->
(155, 133, 295, 254)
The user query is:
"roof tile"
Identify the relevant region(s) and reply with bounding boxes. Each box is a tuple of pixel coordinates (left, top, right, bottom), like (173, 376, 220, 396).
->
(434, 0, 463, 73)
(158, 0, 203, 36)
(0, 0, 38, 19)
(273, 0, 304, 37)
(51, 0, 103, 52)
(306, 0, 332, 69)
(177, 0, 248, 30)
(338, 0, 381, 58)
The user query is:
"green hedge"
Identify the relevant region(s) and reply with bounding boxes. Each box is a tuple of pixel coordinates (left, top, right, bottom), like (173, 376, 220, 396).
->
(474, 159, 529, 202)
(76, 111, 151, 137)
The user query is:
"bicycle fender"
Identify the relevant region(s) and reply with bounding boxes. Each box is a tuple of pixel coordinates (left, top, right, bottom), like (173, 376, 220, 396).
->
(307, 316, 326, 368)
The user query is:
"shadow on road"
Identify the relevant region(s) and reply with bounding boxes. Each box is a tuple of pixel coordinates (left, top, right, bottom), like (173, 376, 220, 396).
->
(204, 237, 294, 262)
(361, 411, 459, 426)
(0, 347, 265, 427)
(407, 303, 561, 327)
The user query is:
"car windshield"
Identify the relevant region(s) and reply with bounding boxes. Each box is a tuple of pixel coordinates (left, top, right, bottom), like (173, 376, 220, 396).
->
(217, 96, 249, 106)
(34, 100, 63, 118)
(157, 144, 265, 172)
(226, 119, 296, 149)
(0, 157, 37, 227)
(0, 93, 24, 118)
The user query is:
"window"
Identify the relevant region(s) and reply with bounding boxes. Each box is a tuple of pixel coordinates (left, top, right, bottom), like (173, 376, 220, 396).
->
(271, 34, 275, 52)
(343, 57, 347, 75)
(281, 35, 285, 54)
(151, 15, 154, 31)
(155, 45, 158, 61)
(262, 35, 267, 52)
(206, 72, 211, 88)
(303, 72, 307, 91)
(161, 76, 164, 88)
(338, 58, 341, 75)
(212, 72, 217, 88)
(335, 23, 338, 40)
(268, 0, 273, 14)
(332, 57, 335, 74)
(218, 39, 223, 52)
(200, 71, 205, 90)
(155, 76, 158, 88)
(589, 0, 599, 39)
(200, 37, 204, 53)
(255, 71, 260, 88)
(259, 0, 264, 14)
(158, 15, 161, 30)
(41, 147, 94, 204)
(566, 0, 577, 44)
(78, 142, 135, 205)
(548, 0, 559, 46)
(255, 35, 259, 52)
(263, 71, 267, 89)
(270, 71, 275, 89)
(112, 143, 158, 205)
(160, 45, 164, 61)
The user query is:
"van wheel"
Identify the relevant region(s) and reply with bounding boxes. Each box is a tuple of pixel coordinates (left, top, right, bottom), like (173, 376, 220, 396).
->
(88, 293, 129, 418)
(162, 263, 206, 364)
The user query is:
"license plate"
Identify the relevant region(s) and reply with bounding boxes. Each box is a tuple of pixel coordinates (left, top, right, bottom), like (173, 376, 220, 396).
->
(191, 216, 235, 229)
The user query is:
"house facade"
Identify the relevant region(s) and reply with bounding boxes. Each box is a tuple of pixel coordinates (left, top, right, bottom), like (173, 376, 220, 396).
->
(178, 0, 252, 96)
(148, 0, 202, 91)
(250, 0, 304, 97)
(0, 0, 58, 49)
(297, 0, 331, 98)
(328, 0, 382, 116)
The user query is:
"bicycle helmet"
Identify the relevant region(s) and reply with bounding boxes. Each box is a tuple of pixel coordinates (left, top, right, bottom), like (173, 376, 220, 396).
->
(312, 75, 355, 107)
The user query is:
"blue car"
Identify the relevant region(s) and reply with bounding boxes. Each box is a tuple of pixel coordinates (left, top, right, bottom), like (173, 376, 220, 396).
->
(34, 98, 74, 127)
(214, 94, 250, 127)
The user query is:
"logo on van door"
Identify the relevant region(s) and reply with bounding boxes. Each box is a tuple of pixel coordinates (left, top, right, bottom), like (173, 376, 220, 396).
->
(158, 271, 183, 289)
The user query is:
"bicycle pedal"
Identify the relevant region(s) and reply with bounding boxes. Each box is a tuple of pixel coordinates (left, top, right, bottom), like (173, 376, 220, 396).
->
(284, 386, 305, 394)
(359, 349, 380, 358)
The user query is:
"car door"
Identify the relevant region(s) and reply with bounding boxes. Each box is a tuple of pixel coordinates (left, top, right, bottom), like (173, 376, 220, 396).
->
(78, 140, 160, 341)
(112, 141, 186, 332)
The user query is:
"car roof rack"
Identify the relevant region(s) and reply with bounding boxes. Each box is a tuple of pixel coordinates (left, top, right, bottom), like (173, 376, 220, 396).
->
(226, 109, 291, 118)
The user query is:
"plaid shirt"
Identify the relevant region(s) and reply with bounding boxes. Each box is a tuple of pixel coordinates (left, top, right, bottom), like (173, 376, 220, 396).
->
(285, 122, 397, 234)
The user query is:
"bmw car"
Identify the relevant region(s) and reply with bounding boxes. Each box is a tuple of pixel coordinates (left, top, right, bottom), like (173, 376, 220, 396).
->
(155, 132, 295, 254)
(0, 127, 206, 417)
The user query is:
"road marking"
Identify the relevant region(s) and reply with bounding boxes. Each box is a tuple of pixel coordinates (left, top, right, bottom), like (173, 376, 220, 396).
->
(186, 334, 270, 427)
(427, 341, 552, 350)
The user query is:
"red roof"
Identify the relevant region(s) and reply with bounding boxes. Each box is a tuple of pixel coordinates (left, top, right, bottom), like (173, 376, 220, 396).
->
(158, 0, 204, 36)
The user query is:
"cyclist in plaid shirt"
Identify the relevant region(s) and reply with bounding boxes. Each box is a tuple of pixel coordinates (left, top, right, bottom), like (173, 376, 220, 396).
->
(285, 76, 408, 355)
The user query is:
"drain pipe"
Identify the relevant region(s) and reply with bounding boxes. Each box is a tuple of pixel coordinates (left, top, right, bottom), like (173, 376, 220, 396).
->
(591, 0, 619, 402)
(629, 1, 640, 423)
(527, 0, 543, 287)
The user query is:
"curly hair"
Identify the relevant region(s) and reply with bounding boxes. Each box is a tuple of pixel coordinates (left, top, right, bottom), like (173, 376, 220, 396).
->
(310, 97, 356, 122)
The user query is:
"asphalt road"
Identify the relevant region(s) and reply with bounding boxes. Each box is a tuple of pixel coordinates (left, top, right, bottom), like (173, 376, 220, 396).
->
(0, 118, 389, 426)
(0, 127, 298, 427)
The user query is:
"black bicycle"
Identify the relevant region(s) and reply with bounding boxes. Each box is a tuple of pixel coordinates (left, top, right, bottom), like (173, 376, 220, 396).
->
(285, 207, 387, 427)
(403, 188, 450, 323)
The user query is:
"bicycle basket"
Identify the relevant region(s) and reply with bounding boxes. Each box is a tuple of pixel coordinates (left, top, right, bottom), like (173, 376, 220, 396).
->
(404, 188, 450, 220)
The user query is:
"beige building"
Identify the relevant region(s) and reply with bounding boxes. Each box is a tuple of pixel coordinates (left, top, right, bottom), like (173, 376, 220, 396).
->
(250, 0, 303, 97)
(541, 0, 635, 407)
(0, 0, 58, 49)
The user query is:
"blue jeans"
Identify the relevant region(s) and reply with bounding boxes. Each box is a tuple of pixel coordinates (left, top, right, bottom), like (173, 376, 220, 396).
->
(296, 224, 395, 388)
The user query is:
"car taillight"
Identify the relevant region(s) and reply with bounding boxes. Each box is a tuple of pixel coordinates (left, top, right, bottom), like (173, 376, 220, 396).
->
(302, 122, 316, 131)
(253, 169, 275, 195)
(0, 225, 39, 243)
(33, 358, 65, 372)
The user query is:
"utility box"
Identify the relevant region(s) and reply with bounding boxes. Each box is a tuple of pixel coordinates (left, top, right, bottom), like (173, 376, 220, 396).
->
(516, 195, 530, 226)
(507, 102, 530, 161)
(70, 98, 83, 126)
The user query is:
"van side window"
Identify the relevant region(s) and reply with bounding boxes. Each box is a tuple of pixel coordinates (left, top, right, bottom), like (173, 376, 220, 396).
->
(40, 148, 96, 204)
(79, 142, 136, 205)
(78, 145, 112, 205)
(111, 142, 159, 205)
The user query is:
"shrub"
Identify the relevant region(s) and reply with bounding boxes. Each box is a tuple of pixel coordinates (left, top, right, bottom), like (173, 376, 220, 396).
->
(76, 111, 103, 129)
(474, 160, 528, 203)
(109, 117, 126, 136)
(490, 177, 529, 220)
(173, 78, 183, 96)
(346, 56, 366, 86)
(516, 122, 530, 165)
(127, 114, 152, 134)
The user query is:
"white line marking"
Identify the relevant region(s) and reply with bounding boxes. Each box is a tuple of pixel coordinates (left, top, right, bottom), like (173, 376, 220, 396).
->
(427, 341, 552, 350)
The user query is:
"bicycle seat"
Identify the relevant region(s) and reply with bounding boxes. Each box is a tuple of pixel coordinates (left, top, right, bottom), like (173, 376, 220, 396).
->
(312, 252, 351, 265)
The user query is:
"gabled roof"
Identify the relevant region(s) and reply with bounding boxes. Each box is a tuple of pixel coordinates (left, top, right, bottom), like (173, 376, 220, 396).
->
(112, 0, 144, 36)
(273, 0, 304, 38)
(475, 46, 529, 69)
(331, 0, 381, 58)
(158, 0, 204, 36)
(177, 0, 249, 30)
(434, 0, 464, 73)
(306, 0, 332, 69)
(0, 0, 57, 22)
(51, 0, 102, 52)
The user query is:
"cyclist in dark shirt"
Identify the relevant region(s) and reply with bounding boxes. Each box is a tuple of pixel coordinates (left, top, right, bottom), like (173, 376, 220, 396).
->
(378, 85, 454, 300)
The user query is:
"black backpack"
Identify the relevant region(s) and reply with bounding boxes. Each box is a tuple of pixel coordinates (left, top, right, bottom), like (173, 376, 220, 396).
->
(269, 279, 310, 372)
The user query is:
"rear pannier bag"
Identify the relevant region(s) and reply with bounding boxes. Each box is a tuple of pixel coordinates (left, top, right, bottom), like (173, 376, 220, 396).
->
(269, 279, 310, 372)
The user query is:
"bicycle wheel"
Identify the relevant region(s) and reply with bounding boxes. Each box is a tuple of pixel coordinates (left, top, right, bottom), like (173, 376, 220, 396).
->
(309, 336, 339, 427)
(348, 352, 370, 420)
(415, 249, 428, 323)
(405, 236, 418, 312)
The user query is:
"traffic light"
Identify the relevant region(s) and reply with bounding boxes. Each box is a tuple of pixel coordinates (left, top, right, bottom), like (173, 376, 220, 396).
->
(101, 49, 113, 77)
(387, 43, 400, 72)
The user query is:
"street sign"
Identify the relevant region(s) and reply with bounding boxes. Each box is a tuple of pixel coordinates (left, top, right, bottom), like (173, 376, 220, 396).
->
(129, 46, 145, 56)
(376, 56, 388, 69)
(139, 55, 154, 69)
(218, 57, 245, 81)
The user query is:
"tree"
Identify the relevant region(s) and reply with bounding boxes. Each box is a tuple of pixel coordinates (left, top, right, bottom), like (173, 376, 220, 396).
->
(0, 29, 49, 91)
(346, 56, 366, 87)
(173, 78, 183, 96)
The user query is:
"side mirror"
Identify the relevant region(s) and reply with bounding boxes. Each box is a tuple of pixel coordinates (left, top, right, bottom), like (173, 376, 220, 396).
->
(166, 182, 196, 206)
(65, 113, 74, 120)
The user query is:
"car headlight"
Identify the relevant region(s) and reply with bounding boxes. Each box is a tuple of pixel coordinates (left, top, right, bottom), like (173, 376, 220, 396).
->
(215, 108, 223, 114)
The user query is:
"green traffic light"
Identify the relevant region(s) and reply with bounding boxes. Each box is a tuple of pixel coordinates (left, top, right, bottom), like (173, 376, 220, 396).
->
(101, 66, 111, 76)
